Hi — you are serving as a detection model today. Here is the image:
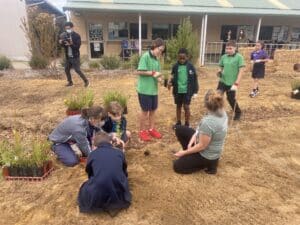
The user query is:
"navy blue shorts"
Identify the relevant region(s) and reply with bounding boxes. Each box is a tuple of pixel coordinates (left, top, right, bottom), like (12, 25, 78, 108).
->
(174, 93, 191, 105)
(138, 93, 158, 111)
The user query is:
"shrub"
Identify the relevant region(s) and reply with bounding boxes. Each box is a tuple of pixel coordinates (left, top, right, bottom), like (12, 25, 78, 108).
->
(103, 91, 128, 110)
(129, 54, 140, 70)
(29, 55, 49, 69)
(100, 55, 120, 70)
(291, 79, 300, 90)
(88, 60, 101, 69)
(0, 55, 11, 70)
(64, 89, 94, 111)
(166, 17, 199, 65)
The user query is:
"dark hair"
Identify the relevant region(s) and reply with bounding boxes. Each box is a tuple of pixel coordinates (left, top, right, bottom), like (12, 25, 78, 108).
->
(256, 41, 265, 49)
(151, 38, 164, 50)
(64, 21, 74, 28)
(226, 40, 236, 47)
(81, 106, 107, 120)
(204, 89, 224, 113)
(93, 131, 112, 147)
(178, 48, 188, 55)
(107, 101, 123, 115)
(294, 63, 300, 71)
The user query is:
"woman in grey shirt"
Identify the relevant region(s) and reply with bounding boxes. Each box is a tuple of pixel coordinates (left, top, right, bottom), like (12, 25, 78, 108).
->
(173, 90, 228, 174)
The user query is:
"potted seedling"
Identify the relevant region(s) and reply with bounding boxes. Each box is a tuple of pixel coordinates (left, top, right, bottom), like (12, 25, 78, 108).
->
(291, 79, 300, 99)
(64, 89, 94, 116)
(31, 138, 51, 177)
(103, 91, 128, 114)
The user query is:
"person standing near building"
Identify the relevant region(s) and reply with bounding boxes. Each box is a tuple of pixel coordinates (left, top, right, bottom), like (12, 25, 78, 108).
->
(59, 22, 89, 87)
(217, 41, 245, 121)
(136, 38, 165, 141)
(221, 30, 232, 55)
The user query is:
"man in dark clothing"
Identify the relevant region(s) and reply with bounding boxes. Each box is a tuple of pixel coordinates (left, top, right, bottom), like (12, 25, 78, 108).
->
(59, 22, 89, 87)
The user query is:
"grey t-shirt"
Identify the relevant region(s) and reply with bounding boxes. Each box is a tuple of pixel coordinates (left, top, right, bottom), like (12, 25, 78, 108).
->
(196, 111, 228, 160)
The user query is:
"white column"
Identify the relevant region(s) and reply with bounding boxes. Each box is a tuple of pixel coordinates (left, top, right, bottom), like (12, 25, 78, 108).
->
(201, 14, 208, 66)
(199, 15, 205, 66)
(256, 17, 262, 42)
(138, 13, 142, 56)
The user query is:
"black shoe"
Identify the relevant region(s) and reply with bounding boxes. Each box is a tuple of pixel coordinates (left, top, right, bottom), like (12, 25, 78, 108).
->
(184, 122, 190, 127)
(233, 112, 242, 121)
(84, 80, 89, 87)
(65, 82, 73, 87)
(204, 168, 217, 175)
(172, 121, 181, 129)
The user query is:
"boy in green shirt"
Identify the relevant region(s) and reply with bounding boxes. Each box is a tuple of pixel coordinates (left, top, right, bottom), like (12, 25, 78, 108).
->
(217, 41, 245, 120)
(136, 38, 165, 141)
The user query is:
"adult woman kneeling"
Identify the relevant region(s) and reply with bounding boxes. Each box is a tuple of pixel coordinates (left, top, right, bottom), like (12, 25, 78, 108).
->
(48, 106, 106, 167)
(173, 90, 228, 174)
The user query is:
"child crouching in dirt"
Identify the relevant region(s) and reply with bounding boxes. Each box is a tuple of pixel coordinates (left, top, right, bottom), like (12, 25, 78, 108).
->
(77, 132, 131, 216)
(168, 48, 198, 128)
(102, 101, 131, 150)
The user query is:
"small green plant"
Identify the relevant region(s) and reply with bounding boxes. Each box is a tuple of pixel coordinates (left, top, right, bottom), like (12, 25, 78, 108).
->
(31, 138, 51, 167)
(129, 54, 140, 70)
(100, 55, 120, 70)
(0, 55, 11, 70)
(64, 89, 94, 111)
(29, 54, 49, 69)
(88, 60, 101, 69)
(291, 79, 300, 90)
(103, 91, 128, 110)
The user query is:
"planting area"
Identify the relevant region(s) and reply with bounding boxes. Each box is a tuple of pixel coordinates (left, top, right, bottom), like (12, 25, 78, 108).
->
(0, 67, 299, 225)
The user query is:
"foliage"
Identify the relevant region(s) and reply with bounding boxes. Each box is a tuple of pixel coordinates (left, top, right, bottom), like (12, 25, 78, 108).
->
(291, 79, 300, 90)
(0, 55, 12, 70)
(88, 60, 101, 69)
(21, 7, 59, 69)
(64, 89, 94, 111)
(103, 91, 128, 109)
(166, 17, 199, 65)
(0, 131, 51, 167)
(29, 55, 49, 69)
(129, 54, 141, 70)
(100, 56, 121, 70)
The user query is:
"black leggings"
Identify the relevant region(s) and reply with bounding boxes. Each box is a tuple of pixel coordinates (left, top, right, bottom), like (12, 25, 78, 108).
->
(173, 126, 219, 174)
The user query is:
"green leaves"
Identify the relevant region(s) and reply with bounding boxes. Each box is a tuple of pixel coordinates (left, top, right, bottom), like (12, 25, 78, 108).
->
(64, 89, 94, 111)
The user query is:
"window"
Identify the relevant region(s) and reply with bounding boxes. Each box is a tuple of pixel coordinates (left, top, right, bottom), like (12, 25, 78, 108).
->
(129, 23, 147, 39)
(259, 26, 273, 40)
(291, 27, 300, 42)
(108, 22, 128, 40)
(152, 24, 178, 40)
(89, 24, 103, 58)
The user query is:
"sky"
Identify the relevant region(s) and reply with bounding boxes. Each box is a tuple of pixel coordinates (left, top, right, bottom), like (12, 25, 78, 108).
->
(48, 0, 66, 11)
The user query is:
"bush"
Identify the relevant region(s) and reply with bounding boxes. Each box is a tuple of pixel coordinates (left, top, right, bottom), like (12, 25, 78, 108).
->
(291, 79, 300, 90)
(129, 54, 140, 70)
(88, 60, 101, 69)
(100, 55, 120, 70)
(0, 55, 11, 70)
(29, 55, 49, 69)
(166, 17, 199, 65)
(103, 91, 128, 110)
(64, 89, 94, 111)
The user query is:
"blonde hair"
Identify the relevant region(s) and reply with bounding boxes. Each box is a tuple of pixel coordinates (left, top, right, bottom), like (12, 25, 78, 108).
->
(204, 89, 224, 113)
(107, 101, 123, 115)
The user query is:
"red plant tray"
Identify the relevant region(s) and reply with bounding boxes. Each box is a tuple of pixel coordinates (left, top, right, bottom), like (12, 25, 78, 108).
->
(2, 162, 54, 182)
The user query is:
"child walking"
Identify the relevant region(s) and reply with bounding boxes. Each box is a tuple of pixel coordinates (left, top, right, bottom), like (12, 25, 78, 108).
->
(169, 48, 198, 127)
(102, 101, 131, 149)
(78, 132, 131, 216)
(249, 41, 269, 97)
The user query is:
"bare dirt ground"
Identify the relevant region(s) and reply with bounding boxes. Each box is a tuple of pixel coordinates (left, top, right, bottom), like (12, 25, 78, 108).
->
(0, 67, 299, 225)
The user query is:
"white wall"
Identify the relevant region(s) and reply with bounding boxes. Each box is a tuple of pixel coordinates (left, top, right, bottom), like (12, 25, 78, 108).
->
(0, 0, 30, 61)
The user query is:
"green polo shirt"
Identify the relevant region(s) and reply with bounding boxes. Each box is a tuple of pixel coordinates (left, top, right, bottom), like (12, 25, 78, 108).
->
(178, 65, 188, 93)
(219, 53, 245, 86)
(137, 51, 161, 95)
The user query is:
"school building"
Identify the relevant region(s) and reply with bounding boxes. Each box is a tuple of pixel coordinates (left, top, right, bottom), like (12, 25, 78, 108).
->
(64, 0, 300, 65)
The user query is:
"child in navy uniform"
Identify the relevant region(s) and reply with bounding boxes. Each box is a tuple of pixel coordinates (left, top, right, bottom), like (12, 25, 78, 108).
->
(169, 48, 198, 127)
(77, 132, 131, 216)
(250, 41, 269, 97)
(102, 101, 131, 149)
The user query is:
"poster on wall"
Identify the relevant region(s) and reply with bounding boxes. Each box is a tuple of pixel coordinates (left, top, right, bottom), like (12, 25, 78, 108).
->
(93, 42, 101, 52)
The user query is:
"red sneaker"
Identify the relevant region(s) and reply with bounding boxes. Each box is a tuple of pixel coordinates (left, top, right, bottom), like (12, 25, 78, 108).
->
(139, 130, 151, 141)
(148, 128, 162, 139)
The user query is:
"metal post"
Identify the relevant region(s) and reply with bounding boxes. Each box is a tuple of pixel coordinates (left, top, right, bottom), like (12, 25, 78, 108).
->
(201, 14, 208, 66)
(139, 13, 142, 56)
(256, 17, 262, 42)
(199, 15, 205, 66)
